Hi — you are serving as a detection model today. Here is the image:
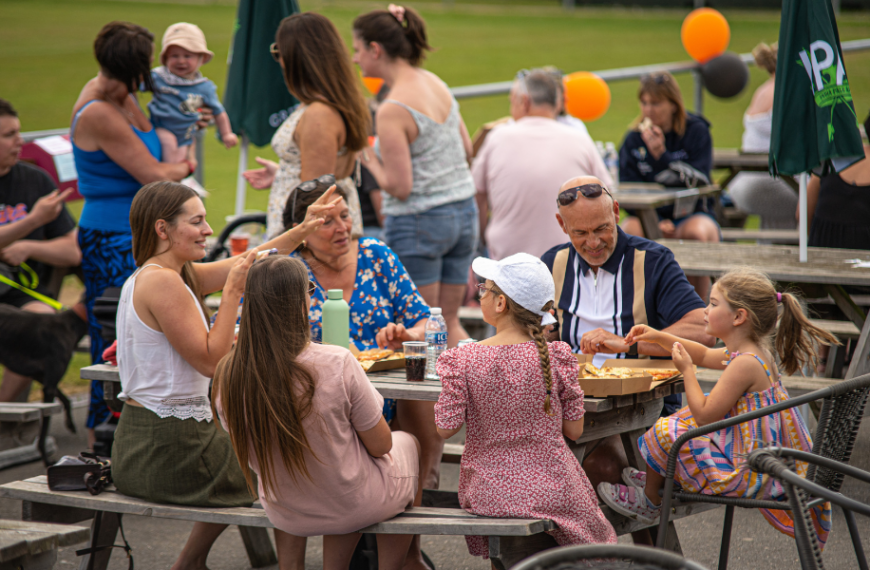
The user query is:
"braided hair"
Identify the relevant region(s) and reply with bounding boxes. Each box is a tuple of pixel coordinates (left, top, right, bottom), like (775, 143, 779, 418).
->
(490, 283, 556, 416)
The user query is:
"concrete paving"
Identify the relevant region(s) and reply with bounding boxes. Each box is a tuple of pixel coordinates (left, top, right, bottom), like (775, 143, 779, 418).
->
(1, 402, 869, 569)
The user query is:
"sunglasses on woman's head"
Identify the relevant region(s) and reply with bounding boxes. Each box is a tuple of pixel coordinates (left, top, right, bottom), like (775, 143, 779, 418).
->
(290, 174, 337, 225)
(308, 280, 318, 296)
(641, 73, 670, 85)
(269, 42, 281, 63)
(556, 184, 612, 207)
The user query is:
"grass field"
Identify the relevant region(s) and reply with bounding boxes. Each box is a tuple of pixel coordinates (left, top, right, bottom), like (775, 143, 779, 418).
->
(4, 0, 870, 230)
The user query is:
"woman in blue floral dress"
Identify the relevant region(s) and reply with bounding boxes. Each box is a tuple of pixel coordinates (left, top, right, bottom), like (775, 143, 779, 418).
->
(283, 184, 449, 500)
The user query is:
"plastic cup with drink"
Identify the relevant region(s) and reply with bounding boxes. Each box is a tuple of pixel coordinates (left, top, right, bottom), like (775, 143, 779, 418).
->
(402, 341, 428, 382)
(230, 233, 249, 257)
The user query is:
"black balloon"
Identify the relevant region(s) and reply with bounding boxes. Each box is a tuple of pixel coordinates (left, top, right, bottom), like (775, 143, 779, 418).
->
(701, 51, 750, 99)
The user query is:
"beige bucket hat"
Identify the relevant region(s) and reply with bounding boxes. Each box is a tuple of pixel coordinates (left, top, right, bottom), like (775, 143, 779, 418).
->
(160, 23, 214, 65)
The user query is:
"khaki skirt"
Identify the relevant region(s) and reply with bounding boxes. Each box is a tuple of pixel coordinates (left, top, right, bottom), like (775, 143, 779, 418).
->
(111, 404, 254, 508)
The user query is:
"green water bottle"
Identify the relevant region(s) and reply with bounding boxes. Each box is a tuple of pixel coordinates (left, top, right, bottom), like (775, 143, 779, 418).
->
(322, 289, 349, 348)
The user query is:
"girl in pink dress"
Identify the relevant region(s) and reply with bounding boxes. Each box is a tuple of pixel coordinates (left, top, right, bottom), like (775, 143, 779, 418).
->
(434, 253, 617, 559)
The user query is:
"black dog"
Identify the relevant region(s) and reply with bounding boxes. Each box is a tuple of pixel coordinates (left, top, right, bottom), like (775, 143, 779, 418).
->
(0, 303, 88, 464)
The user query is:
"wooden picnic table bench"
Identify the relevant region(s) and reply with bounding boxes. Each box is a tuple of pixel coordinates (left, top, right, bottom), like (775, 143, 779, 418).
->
(0, 402, 62, 470)
(0, 518, 89, 570)
(0, 474, 718, 570)
(719, 228, 800, 244)
(713, 149, 799, 192)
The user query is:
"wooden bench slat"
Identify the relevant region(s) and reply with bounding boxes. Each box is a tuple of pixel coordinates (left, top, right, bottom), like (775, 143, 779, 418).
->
(720, 229, 799, 244)
(0, 520, 89, 547)
(809, 319, 861, 338)
(1, 477, 551, 537)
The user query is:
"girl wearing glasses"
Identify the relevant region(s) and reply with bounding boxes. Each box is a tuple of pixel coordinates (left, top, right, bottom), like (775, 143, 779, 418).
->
(243, 13, 369, 240)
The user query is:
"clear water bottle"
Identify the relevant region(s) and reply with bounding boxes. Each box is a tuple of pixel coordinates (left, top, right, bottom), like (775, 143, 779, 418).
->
(424, 308, 448, 381)
(604, 142, 619, 190)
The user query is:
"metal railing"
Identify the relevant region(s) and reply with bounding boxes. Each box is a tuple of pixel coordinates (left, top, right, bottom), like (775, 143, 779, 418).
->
(450, 38, 870, 115)
(20, 38, 870, 181)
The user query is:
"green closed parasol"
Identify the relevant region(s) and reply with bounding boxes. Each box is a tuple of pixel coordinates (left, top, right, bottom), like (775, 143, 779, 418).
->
(223, 0, 300, 217)
(769, 0, 865, 261)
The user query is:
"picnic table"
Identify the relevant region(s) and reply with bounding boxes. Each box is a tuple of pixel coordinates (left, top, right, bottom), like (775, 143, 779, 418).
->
(614, 183, 721, 240)
(660, 239, 870, 380)
(82, 363, 704, 553)
(713, 148, 799, 192)
(0, 519, 89, 570)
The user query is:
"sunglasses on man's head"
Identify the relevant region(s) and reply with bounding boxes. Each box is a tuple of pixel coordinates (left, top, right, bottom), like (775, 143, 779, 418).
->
(556, 184, 612, 207)
(270, 42, 281, 63)
(290, 174, 337, 224)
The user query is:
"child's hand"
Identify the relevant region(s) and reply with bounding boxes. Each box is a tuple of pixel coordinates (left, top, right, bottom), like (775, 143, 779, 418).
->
(223, 132, 239, 149)
(671, 342, 694, 373)
(623, 324, 660, 347)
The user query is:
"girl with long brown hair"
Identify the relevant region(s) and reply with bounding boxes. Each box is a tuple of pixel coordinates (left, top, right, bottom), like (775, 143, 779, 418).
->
(213, 255, 422, 570)
(599, 268, 834, 548)
(434, 253, 617, 557)
(243, 12, 371, 239)
(618, 70, 719, 301)
(111, 181, 337, 570)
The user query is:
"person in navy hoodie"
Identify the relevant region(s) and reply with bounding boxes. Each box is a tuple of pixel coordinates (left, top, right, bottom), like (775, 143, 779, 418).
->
(619, 71, 718, 301)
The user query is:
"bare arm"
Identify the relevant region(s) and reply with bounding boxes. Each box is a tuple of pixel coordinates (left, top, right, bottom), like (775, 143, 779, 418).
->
(363, 104, 414, 200)
(135, 250, 257, 378)
(437, 425, 462, 439)
(475, 191, 488, 245)
(0, 189, 72, 250)
(77, 102, 190, 183)
(357, 416, 393, 457)
(4, 230, 81, 268)
(215, 113, 238, 148)
(195, 187, 340, 295)
(562, 417, 584, 441)
(459, 118, 473, 164)
(673, 343, 757, 426)
(624, 323, 726, 370)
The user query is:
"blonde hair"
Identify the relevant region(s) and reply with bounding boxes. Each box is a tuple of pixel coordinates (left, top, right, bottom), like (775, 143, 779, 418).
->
(715, 268, 839, 375)
(490, 283, 556, 416)
(752, 42, 778, 75)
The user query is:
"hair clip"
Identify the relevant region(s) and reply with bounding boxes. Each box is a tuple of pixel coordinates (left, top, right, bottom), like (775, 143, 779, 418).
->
(776, 292, 782, 303)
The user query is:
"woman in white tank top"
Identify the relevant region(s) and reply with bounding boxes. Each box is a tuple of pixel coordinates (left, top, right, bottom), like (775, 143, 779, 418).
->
(728, 42, 797, 231)
(111, 180, 339, 570)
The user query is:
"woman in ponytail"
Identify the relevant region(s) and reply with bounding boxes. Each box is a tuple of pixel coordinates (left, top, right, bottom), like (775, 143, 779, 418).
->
(434, 253, 616, 558)
(598, 267, 835, 549)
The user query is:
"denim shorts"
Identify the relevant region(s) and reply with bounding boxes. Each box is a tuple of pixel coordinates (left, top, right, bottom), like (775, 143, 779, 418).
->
(384, 198, 479, 287)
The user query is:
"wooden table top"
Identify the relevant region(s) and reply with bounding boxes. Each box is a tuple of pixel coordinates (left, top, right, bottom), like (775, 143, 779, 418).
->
(613, 184, 721, 209)
(81, 364, 683, 415)
(0, 519, 89, 562)
(713, 149, 769, 170)
(659, 239, 870, 287)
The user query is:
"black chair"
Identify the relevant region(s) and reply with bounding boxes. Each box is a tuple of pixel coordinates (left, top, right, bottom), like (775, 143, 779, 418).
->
(655, 373, 870, 570)
(748, 446, 870, 570)
(512, 544, 709, 570)
(204, 213, 267, 262)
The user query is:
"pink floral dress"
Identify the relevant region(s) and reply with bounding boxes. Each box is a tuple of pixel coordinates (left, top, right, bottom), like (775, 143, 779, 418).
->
(434, 341, 617, 557)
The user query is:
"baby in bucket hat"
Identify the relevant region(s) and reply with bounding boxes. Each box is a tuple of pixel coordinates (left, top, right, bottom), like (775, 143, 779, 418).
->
(432, 252, 617, 555)
(148, 22, 238, 163)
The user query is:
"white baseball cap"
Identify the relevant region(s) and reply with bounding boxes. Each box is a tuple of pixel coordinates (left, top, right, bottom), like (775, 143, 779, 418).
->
(472, 253, 557, 326)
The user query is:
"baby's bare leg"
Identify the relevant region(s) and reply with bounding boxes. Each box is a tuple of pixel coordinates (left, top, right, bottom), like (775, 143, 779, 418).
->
(644, 468, 665, 506)
(156, 127, 188, 163)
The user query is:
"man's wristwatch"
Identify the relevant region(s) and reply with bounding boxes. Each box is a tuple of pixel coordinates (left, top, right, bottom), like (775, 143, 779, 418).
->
(627, 343, 638, 357)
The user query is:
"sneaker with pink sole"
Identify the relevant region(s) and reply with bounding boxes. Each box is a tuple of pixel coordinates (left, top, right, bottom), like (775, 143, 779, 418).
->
(597, 482, 661, 525)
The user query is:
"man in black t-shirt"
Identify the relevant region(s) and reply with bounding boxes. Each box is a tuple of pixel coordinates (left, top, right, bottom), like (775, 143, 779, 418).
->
(0, 98, 80, 400)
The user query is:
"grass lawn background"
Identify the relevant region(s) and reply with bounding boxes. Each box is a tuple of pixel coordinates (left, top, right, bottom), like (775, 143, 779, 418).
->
(2, 0, 870, 395)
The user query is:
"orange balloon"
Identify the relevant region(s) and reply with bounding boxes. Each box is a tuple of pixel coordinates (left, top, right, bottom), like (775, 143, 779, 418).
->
(362, 76, 384, 96)
(563, 72, 611, 122)
(681, 8, 730, 63)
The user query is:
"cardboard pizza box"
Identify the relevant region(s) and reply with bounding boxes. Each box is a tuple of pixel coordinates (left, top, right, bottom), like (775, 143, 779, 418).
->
(576, 356, 685, 397)
(349, 345, 407, 372)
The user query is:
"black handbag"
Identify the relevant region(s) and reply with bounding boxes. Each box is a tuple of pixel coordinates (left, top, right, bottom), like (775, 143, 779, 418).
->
(47, 452, 112, 495)
(93, 287, 122, 343)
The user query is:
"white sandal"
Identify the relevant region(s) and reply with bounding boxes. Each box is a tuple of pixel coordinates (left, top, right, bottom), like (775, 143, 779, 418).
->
(598, 482, 661, 525)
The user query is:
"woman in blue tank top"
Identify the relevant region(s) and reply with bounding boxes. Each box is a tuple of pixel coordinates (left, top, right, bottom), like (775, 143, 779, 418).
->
(71, 22, 196, 443)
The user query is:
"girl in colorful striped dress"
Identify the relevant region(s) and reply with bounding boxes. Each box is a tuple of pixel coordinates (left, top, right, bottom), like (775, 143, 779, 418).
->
(598, 267, 837, 547)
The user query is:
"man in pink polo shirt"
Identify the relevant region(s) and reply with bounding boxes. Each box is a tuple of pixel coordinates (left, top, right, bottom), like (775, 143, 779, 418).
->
(473, 69, 612, 261)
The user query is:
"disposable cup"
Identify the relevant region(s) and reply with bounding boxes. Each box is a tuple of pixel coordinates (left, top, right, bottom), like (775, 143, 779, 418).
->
(402, 341, 428, 382)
